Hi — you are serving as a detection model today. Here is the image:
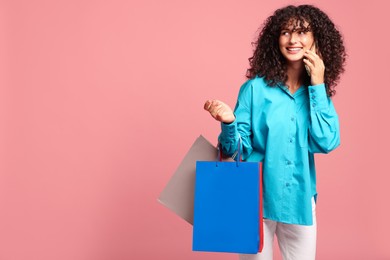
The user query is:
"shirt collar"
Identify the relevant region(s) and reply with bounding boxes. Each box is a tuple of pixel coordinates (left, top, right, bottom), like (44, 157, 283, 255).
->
(278, 84, 307, 98)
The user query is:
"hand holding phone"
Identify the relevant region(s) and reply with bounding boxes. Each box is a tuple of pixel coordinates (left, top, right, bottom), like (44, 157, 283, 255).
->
(304, 41, 317, 76)
(303, 40, 325, 85)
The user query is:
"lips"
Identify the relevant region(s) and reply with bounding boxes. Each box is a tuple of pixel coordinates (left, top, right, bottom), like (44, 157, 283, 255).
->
(286, 47, 303, 54)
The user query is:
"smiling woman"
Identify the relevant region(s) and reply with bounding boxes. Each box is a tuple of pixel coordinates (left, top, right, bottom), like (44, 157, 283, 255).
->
(278, 20, 326, 92)
(279, 21, 314, 59)
(204, 4, 347, 260)
(247, 5, 346, 97)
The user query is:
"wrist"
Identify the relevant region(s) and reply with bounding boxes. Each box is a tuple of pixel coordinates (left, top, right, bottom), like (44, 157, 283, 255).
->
(222, 115, 235, 124)
(311, 80, 324, 87)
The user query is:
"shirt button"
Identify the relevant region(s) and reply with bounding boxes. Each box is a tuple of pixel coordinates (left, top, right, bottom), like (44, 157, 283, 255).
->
(286, 160, 292, 165)
(289, 138, 294, 143)
(311, 95, 316, 99)
(291, 117, 295, 121)
(312, 103, 316, 107)
(286, 183, 290, 187)
(310, 88, 315, 93)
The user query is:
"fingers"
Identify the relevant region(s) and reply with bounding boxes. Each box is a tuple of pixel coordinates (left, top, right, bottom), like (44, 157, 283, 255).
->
(303, 50, 316, 65)
(303, 57, 314, 71)
(204, 100, 212, 110)
(203, 99, 235, 123)
(213, 103, 224, 118)
(209, 102, 223, 118)
(303, 50, 325, 85)
(304, 50, 323, 66)
(204, 99, 218, 118)
(204, 99, 220, 111)
(304, 50, 325, 71)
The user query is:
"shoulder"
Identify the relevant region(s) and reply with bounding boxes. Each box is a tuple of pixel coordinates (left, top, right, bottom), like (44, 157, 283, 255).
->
(241, 75, 268, 88)
(235, 76, 270, 108)
(237, 76, 272, 100)
(238, 76, 269, 95)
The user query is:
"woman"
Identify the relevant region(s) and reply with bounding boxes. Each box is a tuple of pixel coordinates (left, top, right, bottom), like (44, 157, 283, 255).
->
(204, 5, 346, 260)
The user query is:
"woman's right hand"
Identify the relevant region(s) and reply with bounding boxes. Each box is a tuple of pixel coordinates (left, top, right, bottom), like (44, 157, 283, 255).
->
(203, 100, 235, 124)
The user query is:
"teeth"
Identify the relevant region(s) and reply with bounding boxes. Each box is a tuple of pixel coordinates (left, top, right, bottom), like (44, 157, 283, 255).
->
(287, 48, 301, 51)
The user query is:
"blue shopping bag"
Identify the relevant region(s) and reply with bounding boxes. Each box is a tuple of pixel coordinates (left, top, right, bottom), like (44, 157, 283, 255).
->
(192, 143, 263, 254)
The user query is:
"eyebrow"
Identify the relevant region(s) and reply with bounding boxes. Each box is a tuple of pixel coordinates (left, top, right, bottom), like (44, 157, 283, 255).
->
(281, 27, 311, 32)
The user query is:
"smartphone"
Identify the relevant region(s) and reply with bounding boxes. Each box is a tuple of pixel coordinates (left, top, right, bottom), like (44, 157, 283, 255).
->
(304, 40, 318, 77)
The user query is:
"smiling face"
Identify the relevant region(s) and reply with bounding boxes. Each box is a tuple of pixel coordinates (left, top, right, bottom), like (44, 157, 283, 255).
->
(279, 19, 315, 64)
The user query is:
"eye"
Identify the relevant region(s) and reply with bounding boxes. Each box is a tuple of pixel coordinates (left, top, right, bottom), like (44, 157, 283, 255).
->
(281, 31, 290, 36)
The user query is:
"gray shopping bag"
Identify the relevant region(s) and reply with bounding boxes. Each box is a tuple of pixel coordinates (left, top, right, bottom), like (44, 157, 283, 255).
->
(158, 135, 233, 224)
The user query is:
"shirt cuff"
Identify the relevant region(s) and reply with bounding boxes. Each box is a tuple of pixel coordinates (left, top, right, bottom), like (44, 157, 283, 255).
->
(308, 83, 328, 111)
(220, 120, 239, 140)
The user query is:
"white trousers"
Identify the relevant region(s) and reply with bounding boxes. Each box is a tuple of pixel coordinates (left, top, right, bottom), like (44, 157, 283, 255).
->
(239, 198, 317, 260)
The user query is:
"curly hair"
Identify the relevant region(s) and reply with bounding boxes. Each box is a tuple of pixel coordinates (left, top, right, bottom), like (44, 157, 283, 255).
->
(246, 5, 346, 96)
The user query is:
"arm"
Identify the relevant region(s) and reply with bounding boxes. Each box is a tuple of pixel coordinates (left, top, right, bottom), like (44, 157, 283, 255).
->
(204, 81, 254, 160)
(308, 84, 340, 154)
(304, 49, 340, 153)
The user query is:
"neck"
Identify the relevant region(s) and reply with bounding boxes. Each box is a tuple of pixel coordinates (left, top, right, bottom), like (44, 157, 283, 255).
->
(286, 61, 305, 92)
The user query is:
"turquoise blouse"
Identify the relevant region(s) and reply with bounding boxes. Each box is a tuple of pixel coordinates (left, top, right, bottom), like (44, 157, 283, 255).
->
(219, 76, 340, 225)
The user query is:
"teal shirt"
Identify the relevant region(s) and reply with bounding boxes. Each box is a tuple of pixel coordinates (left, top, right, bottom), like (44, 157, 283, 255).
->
(219, 76, 340, 225)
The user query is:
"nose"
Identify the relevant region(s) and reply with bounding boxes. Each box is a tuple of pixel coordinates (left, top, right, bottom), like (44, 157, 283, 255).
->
(289, 32, 299, 44)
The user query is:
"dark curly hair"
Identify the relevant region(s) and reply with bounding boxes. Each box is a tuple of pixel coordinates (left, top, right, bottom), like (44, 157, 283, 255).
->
(246, 5, 346, 96)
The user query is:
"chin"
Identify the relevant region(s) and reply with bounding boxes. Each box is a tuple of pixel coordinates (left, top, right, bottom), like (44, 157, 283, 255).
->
(284, 54, 304, 62)
(285, 58, 303, 63)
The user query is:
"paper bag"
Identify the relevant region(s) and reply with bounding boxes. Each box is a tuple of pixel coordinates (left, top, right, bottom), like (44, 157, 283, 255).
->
(158, 135, 233, 224)
(192, 156, 263, 254)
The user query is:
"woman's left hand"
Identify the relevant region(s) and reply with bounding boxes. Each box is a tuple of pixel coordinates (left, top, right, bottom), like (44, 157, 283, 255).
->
(303, 50, 325, 86)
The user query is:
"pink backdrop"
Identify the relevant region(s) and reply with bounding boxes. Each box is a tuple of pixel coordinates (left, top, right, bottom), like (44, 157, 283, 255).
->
(1, 0, 389, 259)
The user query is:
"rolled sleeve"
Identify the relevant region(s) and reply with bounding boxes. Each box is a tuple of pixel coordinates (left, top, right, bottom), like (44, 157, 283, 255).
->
(218, 120, 240, 157)
(307, 83, 340, 153)
(220, 121, 239, 140)
(308, 83, 328, 111)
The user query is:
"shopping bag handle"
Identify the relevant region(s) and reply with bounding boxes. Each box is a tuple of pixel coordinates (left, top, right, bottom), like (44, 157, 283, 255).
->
(217, 138, 241, 167)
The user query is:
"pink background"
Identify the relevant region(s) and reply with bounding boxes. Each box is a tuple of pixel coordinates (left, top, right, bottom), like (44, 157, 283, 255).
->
(1, 0, 389, 259)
